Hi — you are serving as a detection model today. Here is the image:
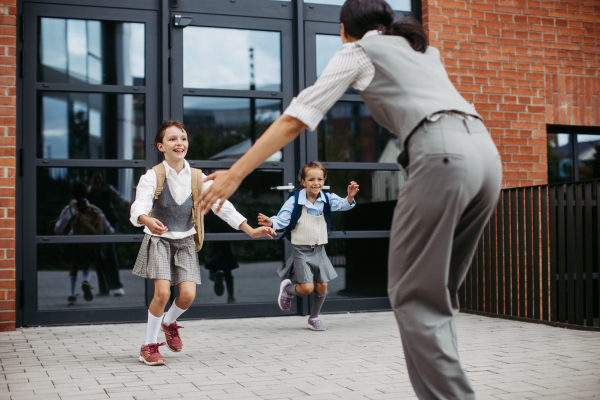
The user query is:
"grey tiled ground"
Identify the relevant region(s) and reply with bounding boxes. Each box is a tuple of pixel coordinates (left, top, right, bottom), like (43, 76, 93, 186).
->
(1, 312, 599, 400)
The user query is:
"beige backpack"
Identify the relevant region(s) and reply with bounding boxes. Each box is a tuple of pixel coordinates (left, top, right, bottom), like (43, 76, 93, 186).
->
(148, 163, 204, 251)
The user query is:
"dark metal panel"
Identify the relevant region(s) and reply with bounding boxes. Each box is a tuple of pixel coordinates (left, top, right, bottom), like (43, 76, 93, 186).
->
(584, 182, 594, 326)
(518, 188, 525, 317)
(24, 0, 159, 10)
(485, 220, 491, 313)
(550, 185, 558, 321)
(35, 83, 145, 93)
(490, 202, 497, 314)
(25, 307, 150, 326)
(170, 0, 293, 19)
(321, 162, 399, 171)
(497, 193, 504, 315)
(541, 186, 549, 321)
(477, 235, 484, 311)
(557, 185, 566, 322)
(565, 184, 575, 324)
(465, 258, 472, 310)
(185, 161, 285, 170)
(574, 183, 584, 325)
(35, 160, 147, 168)
(503, 190, 510, 315)
(15, 2, 24, 328)
(303, 3, 415, 23)
(533, 187, 540, 320)
(525, 187, 533, 318)
(182, 89, 283, 99)
(511, 189, 518, 316)
(322, 298, 391, 313)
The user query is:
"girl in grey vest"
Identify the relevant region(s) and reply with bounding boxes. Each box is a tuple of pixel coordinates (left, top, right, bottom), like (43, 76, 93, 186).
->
(258, 162, 359, 331)
(130, 120, 276, 366)
(198, 1, 502, 398)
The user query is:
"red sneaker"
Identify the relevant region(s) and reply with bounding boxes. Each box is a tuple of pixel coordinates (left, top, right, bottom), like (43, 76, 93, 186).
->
(139, 343, 166, 366)
(161, 322, 184, 352)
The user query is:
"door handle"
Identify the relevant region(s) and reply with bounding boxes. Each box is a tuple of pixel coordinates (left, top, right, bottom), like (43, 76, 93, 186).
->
(270, 184, 330, 191)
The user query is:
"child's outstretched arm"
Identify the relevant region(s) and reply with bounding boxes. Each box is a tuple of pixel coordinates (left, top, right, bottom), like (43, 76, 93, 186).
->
(257, 213, 273, 227)
(328, 181, 360, 212)
(347, 181, 360, 204)
(239, 221, 277, 239)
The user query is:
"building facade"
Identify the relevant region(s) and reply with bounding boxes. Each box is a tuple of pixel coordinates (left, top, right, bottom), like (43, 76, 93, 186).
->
(0, 0, 598, 330)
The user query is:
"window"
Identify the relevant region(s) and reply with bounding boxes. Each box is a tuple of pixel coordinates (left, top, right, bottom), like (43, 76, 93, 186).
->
(547, 126, 600, 183)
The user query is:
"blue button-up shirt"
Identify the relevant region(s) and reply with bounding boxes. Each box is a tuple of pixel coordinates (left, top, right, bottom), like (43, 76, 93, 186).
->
(270, 189, 356, 231)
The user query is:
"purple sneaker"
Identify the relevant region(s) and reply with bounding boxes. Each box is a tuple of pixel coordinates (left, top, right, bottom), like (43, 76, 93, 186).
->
(307, 317, 326, 331)
(278, 279, 293, 312)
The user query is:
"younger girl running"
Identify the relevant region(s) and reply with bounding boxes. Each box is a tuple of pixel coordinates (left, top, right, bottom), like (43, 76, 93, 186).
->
(258, 161, 359, 331)
(131, 120, 276, 366)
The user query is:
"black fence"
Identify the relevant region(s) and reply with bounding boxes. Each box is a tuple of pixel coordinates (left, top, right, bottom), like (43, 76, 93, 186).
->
(459, 179, 599, 328)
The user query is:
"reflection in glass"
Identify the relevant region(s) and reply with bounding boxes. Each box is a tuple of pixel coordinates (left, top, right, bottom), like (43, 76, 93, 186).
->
(576, 134, 600, 181)
(318, 102, 398, 163)
(38, 18, 145, 85)
(326, 169, 401, 231)
(547, 133, 573, 183)
(184, 97, 282, 161)
(195, 240, 285, 304)
(37, 92, 145, 160)
(325, 238, 389, 298)
(305, 0, 411, 11)
(37, 167, 144, 236)
(184, 27, 281, 91)
(37, 243, 145, 310)
(316, 34, 357, 95)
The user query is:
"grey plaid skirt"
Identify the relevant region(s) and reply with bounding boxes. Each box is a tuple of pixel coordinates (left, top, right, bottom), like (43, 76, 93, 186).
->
(133, 234, 201, 285)
(277, 244, 338, 284)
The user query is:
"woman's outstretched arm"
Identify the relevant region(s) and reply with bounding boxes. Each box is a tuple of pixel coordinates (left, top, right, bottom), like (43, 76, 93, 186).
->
(196, 114, 306, 214)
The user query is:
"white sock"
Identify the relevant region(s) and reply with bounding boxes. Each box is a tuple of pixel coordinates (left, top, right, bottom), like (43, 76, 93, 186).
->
(69, 276, 77, 297)
(82, 270, 91, 283)
(145, 311, 163, 345)
(162, 299, 187, 326)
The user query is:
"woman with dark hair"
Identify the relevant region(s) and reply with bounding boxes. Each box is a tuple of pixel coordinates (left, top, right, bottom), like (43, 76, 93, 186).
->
(197, 1, 501, 398)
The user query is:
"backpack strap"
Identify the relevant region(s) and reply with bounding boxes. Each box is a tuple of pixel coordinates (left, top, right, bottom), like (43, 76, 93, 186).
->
(148, 163, 166, 218)
(191, 168, 204, 252)
(278, 190, 302, 243)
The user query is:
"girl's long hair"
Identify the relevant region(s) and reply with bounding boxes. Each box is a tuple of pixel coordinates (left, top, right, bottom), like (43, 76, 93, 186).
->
(340, 0, 428, 53)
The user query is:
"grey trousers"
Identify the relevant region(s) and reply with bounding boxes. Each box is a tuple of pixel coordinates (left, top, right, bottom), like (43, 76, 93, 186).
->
(388, 117, 502, 400)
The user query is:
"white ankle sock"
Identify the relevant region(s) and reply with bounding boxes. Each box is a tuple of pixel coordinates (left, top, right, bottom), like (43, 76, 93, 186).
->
(82, 270, 91, 283)
(145, 311, 163, 345)
(162, 299, 187, 326)
(69, 276, 77, 297)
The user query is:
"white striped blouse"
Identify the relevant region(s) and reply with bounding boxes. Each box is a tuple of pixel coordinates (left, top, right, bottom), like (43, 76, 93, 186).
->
(283, 30, 379, 131)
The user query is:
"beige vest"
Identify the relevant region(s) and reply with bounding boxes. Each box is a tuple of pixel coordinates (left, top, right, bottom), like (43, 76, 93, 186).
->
(291, 206, 328, 246)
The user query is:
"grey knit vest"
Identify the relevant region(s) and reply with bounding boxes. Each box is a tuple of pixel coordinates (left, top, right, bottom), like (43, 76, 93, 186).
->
(356, 35, 480, 147)
(151, 179, 194, 232)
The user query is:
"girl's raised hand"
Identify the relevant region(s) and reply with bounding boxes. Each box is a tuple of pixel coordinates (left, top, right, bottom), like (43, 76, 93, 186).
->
(257, 213, 273, 227)
(348, 181, 360, 198)
(250, 226, 277, 239)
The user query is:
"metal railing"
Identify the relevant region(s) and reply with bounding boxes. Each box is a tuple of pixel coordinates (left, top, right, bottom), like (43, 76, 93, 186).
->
(459, 179, 599, 328)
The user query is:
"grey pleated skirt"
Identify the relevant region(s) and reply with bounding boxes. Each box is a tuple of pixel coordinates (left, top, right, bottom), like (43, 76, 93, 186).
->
(277, 244, 338, 284)
(133, 234, 201, 285)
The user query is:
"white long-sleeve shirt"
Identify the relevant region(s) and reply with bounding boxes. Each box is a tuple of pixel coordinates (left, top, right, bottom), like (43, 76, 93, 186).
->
(130, 160, 247, 239)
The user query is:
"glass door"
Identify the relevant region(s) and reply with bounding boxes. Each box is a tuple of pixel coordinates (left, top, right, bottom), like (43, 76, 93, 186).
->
(22, 3, 159, 325)
(169, 11, 299, 318)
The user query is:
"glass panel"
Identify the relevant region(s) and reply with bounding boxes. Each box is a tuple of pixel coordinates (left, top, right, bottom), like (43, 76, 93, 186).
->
(576, 134, 600, 181)
(325, 238, 389, 298)
(37, 92, 145, 160)
(204, 169, 285, 234)
(316, 34, 357, 95)
(195, 240, 285, 304)
(318, 102, 398, 163)
(184, 97, 282, 161)
(326, 169, 401, 231)
(184, 27, 281, 91)
(38, 18, 145, 85)
(37, 167, 145, 236)
(547, 133, 573, 183)
(305, 0, 411, 11)
(37, 243, 146, 310)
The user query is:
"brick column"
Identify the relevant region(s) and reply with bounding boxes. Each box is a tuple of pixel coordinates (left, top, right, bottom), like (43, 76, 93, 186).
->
(0, 0, 15, 332)
(422, 0, 600, 188)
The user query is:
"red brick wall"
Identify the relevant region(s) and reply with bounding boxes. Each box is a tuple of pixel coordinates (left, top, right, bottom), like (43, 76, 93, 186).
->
(422, 0, 600, 188)
(0, 0, 15, 332)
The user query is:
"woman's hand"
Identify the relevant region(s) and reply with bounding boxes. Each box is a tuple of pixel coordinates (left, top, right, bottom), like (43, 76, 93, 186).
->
(257, 213, 273, 228)
(194, 170, 243, 215)
(347, 181, 360, 203)
(239, 221, 276, 239)
(138, 215, 168, 235)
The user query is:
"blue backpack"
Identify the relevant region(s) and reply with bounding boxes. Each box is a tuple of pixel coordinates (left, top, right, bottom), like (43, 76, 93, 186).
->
(278, 189, 332, 243)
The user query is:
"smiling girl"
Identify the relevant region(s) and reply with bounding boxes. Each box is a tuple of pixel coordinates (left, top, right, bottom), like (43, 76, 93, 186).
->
(257, 161, 359, 331)
(130, 120, 276, 366)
